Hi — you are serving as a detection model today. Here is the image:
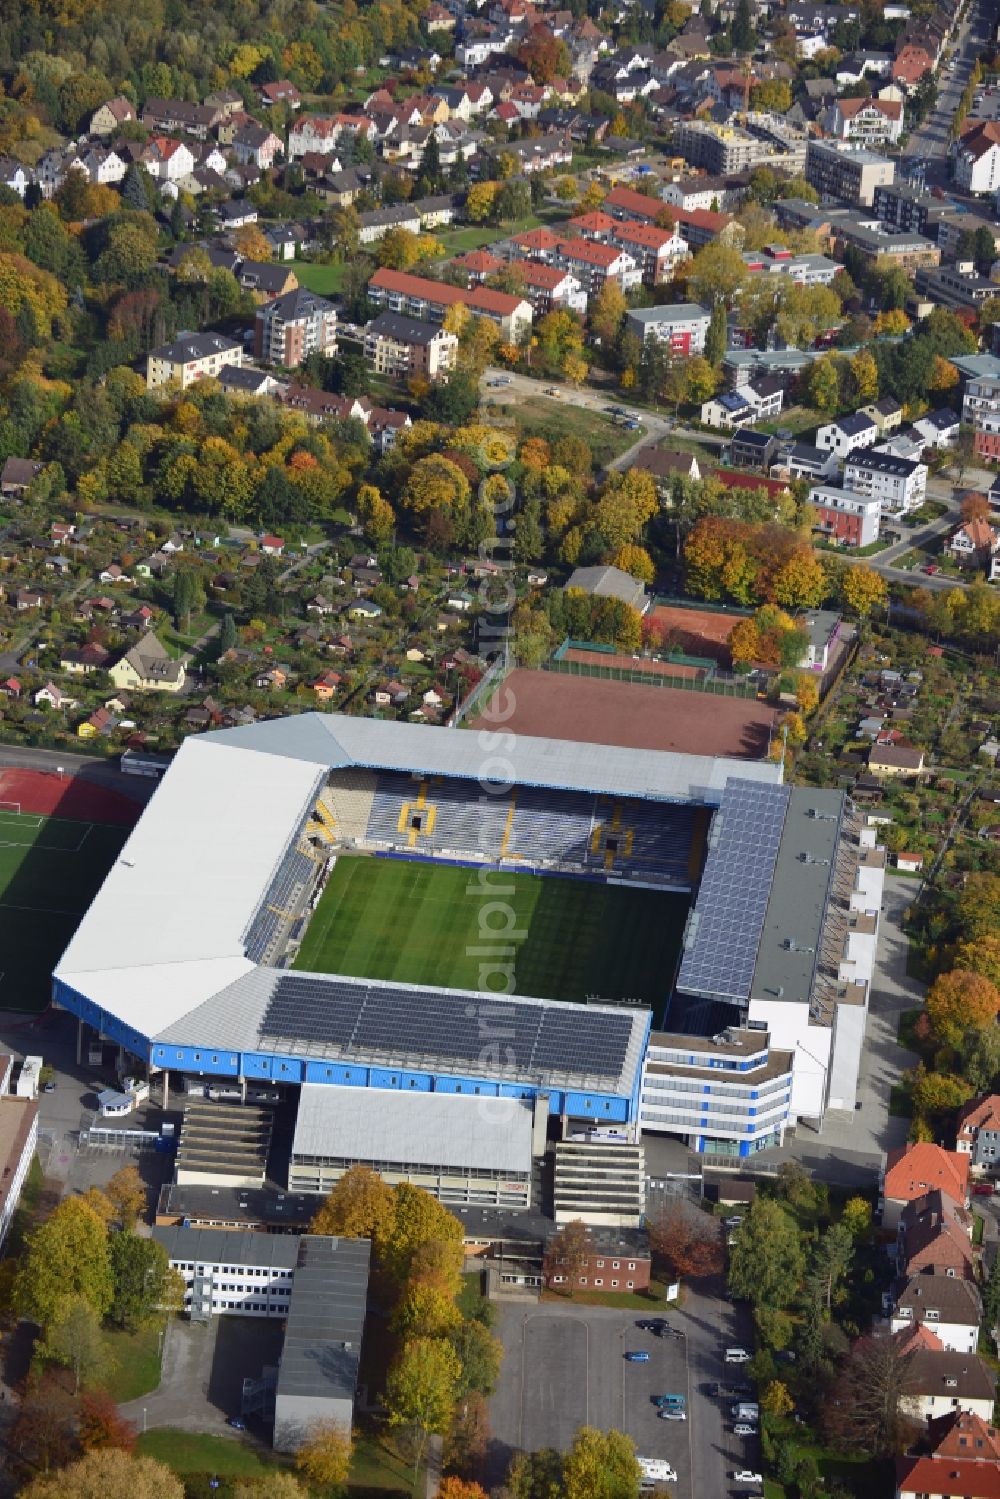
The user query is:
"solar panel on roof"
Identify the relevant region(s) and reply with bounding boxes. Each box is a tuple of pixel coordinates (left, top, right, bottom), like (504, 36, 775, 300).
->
(258, 973, 636, 1084)
(676, 779, 790, 1004)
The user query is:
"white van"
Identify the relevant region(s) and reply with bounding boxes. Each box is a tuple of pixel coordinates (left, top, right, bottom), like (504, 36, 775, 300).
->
(725, 1347, 751, 1364)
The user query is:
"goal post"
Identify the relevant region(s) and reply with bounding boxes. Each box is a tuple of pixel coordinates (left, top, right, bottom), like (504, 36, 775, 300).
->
(0, 802, 21, 816)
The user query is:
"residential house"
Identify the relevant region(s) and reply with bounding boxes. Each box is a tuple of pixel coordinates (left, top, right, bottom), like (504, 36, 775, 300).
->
(912, 409, 961, 450)
(108, 632, 186, 694)
(0, 459, 42, 497)
(868, 743, 925, 779)
(142, 136, 196, 181)
(896, 1411, 1000, 1499)
(511, 261, 587, 316)
(146, 332, 243, 390)
(553, 237, 640, 295)
(60, 644, 110, 675)
(954, 120, 1000, 195)
(900, 1335, 997, 1422)
(259, 80, 302, 110)
(364, 313, 457, 383)
(817, 413, 880, 458)
(881, 1142, 970, 1232)
(844, 450, 928, 514)
(624, 303, 710, 354)
(729, 429, 779, 470)
(288, 116, 342, 159)
(956, 1095, 1000, 1173)
(632, 445, 702, 489)
(808, 486, 882, 547)
(255, 289, 337, 369)
(861, 396, 904, 434)
(89, 95, 137, 136)
(232, 125, 283, 169)
(829, 95, 904, 145)
(948, 517, 1000, 570)
(0, 157, 30, 197)
(34, 682, 78, 710)
(896, 1190, 975, 1281)
(890, 1274, 982, 1353)
(367, 267, 532, 342)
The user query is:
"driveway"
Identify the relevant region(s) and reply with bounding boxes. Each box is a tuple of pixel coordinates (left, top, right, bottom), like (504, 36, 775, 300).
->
(119, 1315, 284, 1435)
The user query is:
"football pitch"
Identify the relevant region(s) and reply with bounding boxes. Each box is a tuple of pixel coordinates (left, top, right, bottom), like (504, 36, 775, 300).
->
(293, 855, 690, 1011)
(0, 809, 128, 1011)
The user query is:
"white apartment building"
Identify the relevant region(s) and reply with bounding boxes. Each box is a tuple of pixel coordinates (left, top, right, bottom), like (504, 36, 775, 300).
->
(844, 450, 927, 513)
(145, 332, 243, 390)
(624, 302, 710, 354)
(808, 484, 883, 547)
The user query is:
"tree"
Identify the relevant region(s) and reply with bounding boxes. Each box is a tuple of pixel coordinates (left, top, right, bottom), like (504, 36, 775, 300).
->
(466, 182, 498, 224)
(515, 499, 544, 565)
(728, 1199, 804, 1309)
(449, 1317, 503, 1396)
(810, 1220, 854, 1312)
(20, 1449, 185, 1499)
(385, 1183, 464, 1283)
(40, 1295, 106, 1392)
(807, 354, 842, 414)
(926, 969, 1000, 1048)
(105, 1165, 146, 1229)
(589, 280, 627, 345)
(356, 485, 395, 544)
(957, 874, 1000, 942)
(822, 1336, 919, 1458)
(685, 355, 719, 405)
(705, 299, 727, 367)
(310, 1165, 396, 1251)
(563, 1427, 640, 1499)
(611, 544, 655, 585)
(78, 1391, 136, 1454)
(16, 1197, 113, 1327)
(850, 350, 879, 404)
(688, 242, 747, 307)
(392, 1281, 462, 1340)
(841, 1197, 872, 1240)
(761, 1380, 794, 1416)
(219, 612, 237, 655)
(958, 1023, 1000, 1093)
(507, 1449, 564, 1499)
(543, 1219, 591, 1287)
(402, 455, 471, 519)
(385, 1337, 461, 1469)
(647, 1200, 724, 1279)
(438, 1481, 487, 1499)
(108, 1233, 179, 1331)
(233, 226, 272, 262)
(294, 1421, 352, 1491)
(983, 1245, 1000, 1334)
(841, 565, 887, 619)
(732, 0, 754, 50)
(444, 1390, 491, 1477)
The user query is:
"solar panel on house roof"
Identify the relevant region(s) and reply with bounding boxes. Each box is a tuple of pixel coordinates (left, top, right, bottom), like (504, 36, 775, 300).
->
(676, 779, 790, 1004)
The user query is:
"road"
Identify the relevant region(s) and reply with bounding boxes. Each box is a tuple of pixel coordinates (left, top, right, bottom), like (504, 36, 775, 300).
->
(900, 0, 984, 187)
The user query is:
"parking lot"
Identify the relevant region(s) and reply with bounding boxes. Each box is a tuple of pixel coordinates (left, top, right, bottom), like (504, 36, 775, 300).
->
(489, 1303, 694, 1493)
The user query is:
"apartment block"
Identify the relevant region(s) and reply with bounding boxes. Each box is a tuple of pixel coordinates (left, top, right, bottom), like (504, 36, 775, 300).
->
(254, 289, 337, 369)
(808, 484, 882, 546)
(805, 140, 895, 206)
(844, 450, 928, 513)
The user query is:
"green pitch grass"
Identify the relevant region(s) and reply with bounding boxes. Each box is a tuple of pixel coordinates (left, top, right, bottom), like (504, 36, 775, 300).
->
(294, 855, 690, 1012)
(0, 810, 128, 1011)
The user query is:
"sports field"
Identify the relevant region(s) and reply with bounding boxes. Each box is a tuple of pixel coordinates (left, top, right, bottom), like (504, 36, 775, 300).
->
(294, 855, 690, 1012)
(0, 809, 128, 1011)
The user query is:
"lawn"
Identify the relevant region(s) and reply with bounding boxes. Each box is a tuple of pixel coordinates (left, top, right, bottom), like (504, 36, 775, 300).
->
(290, 259, 348, 294)
(137, 1430, 281, 1476)
(96, 1320, 165, 1402)
(435, 214, 543, 253)
(294, 854, 690, 1010)
(487, 397, 644, 469)
(0, 809, 128, 1010)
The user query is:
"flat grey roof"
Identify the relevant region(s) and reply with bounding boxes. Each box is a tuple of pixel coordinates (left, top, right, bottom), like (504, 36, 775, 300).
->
(750, 787, 843, 1006)
(276, 1236, 370, 1402)
(292, 1084, 534, 1174)
(153, 1224, 301, 1269)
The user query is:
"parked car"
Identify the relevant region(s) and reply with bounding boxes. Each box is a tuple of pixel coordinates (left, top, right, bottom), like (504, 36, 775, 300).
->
(624, 1350, 650, 1362)
(725, 1348, 751, 1364)
(733, 1424, 758, 1437)
(922, 563, 939, 574)
(972, 1182, 996, 1196)
(654, 1395, 686, 1408)
(659, 1408, 687, 1421)
(733, 1473, 763, 1486)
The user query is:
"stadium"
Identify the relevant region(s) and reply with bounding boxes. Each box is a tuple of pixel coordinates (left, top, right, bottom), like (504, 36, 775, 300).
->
(53, 712, 883, 1161)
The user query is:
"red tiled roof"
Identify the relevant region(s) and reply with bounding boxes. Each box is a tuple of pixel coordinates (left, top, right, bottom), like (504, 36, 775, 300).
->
(884, 1142, 970, 1207)
(957, 1092, 1000, 1143)
(897, 1456, 1000, 1499)
(614, 221, 680, 250)
(453, 249, 504, 272)
(568, 211, 616, 232)
(512, 259, 572, 288)
(928, 1409, 1000, 1463)
(838, 95, 903, 120)
(711, 468, 791, 497)
(510, 226, 562, 251)
(557, 236, 625, 267)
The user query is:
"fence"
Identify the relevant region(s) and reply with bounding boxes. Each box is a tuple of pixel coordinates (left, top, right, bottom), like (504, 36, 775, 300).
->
(652, 594, 755, 619)
(553, 638, 718, 672)
(544, 649, 757, 698)
(451, 654, 508, 728)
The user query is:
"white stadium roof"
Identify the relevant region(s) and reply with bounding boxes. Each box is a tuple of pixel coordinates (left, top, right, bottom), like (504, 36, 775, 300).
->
(53, 714, 781, 1081)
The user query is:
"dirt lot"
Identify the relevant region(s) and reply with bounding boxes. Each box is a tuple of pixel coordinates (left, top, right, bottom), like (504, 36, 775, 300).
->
(471, 669, 778, 759)
(647, 604, 748, 667)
